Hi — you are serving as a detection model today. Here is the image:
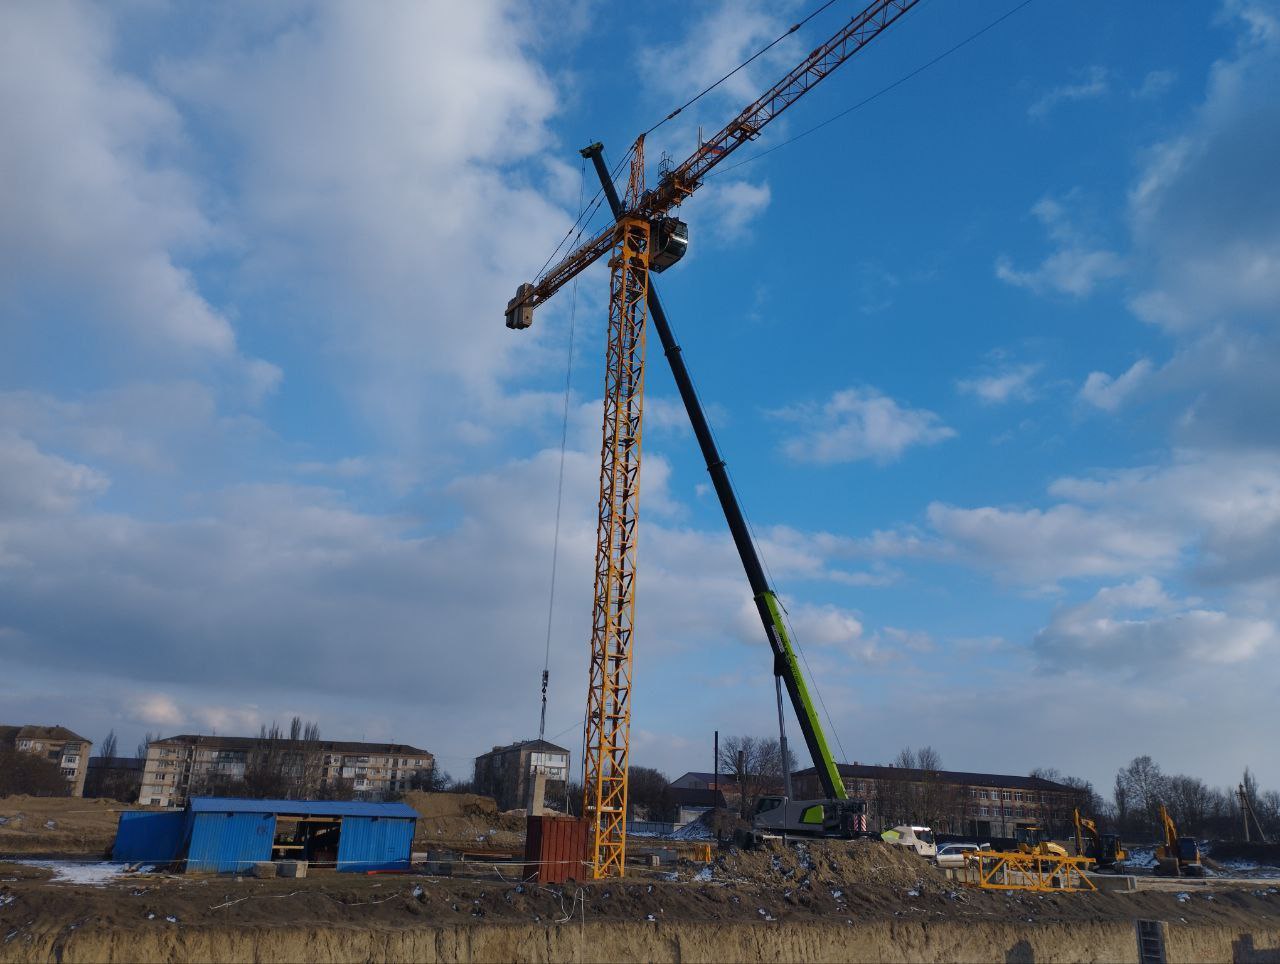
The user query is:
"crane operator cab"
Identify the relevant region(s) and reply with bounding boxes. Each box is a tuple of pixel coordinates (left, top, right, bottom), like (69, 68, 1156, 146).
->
(649, 217, 688, 272)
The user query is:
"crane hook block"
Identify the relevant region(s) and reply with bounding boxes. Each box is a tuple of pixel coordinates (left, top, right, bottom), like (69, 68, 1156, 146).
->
(650, 217, 688, 273)
(505, 283, 535, 330)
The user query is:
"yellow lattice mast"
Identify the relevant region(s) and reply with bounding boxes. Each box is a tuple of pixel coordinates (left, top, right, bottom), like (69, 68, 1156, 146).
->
(582, 139, 650, 878)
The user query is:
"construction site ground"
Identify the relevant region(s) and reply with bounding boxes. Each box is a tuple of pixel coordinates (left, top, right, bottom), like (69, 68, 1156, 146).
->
(4, 837, 1280, 963)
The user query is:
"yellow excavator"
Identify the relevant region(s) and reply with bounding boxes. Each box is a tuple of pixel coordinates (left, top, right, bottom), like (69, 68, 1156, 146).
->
(1156, 804, 1204, 877)
(1014, 823, 1068, 857)
(1073, 808, 1126, 870)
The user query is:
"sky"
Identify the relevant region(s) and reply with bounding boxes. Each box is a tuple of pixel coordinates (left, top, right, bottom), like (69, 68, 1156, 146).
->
(2, 0, 1278, 797)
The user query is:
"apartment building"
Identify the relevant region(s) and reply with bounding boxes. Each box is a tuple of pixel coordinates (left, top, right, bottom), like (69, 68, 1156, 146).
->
(139, 734, 433, 808)
(0, 724, 92, 796)
(473, 739, 570, 811)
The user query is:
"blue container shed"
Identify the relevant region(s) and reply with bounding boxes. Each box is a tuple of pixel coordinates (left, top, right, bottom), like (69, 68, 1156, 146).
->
(112, 797, 418, 873)
(112, 810, 187, 864)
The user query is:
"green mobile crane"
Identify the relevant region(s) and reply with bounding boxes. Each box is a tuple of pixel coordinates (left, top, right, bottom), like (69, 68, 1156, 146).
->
(583, 146, 866, 840)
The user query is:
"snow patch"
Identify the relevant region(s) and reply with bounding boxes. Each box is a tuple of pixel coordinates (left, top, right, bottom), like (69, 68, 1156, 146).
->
(14, 861, 134, 886)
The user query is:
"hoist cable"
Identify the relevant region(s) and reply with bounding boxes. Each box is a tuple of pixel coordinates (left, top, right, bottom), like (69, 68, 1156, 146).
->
(539, 157, 587, 738)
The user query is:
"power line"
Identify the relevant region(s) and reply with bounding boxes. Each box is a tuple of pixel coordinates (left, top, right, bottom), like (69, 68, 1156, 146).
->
(641, 0, 847, 137)
(708, 0, 1038, 179)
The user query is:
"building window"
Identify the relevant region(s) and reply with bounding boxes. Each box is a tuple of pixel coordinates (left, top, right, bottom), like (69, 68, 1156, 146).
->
(979, 806, 989, 817)
(1004, 807, 1012, 817)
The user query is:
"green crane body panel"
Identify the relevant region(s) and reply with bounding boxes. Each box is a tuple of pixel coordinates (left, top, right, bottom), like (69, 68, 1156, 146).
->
(760, 591, 847, 801)
(802, 804, 825, 825)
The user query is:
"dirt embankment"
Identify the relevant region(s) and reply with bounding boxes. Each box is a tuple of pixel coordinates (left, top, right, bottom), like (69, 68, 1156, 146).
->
(402, 792, 525, 852)
(3, 839, 1280, 962)
(0, 797, 121, 855)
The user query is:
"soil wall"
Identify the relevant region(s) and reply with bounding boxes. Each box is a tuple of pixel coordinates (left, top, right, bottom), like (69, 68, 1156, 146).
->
(6, 918, 1280, 964)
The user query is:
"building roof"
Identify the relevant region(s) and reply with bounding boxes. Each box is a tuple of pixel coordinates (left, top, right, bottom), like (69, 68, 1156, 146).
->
(792, 763, 1079, 793)
(1, 724, 90, 745)
(87, 757, 146, 771)
(479, 739, 570, 757)
(669, 786, 728, 809)
(150, 734, 432, 757)
(672, 771, 740, 788)
(188, 796, 419, 819)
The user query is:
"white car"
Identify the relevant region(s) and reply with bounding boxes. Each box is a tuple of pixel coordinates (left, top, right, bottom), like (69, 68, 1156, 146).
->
(934, 842, 989, 868)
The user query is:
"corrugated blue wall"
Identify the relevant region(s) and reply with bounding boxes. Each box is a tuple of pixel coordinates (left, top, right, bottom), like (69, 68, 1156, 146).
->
(112, 811, 188, 864)
(187, 811, 275, 873)
(336, 816, 414, 872)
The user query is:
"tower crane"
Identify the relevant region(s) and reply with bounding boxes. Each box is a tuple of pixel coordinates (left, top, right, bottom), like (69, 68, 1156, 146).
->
(506, 0, 921, 879)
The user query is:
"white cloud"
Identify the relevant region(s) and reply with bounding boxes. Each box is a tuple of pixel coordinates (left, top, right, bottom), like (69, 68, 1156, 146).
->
(135, 694, 184, 727)
(996, 196, 1124, 297)
(957, 362, 1041, 405)
(0, 2, 271, 382)
(1079, 359, 1153, 411)
(160, 2, 572, 454)
(638, 0, 797, 108)
(0, 434, 108, 518)
(1028, 65, 1110, 119)
(1034, 577, 1277, 672)
(772, 387, 955, 465)
(1134, 69, 1177, 99)
(925, 502, 1181, 586)
(696, 179, 772, 242)
(1127, 2, 1280, 335)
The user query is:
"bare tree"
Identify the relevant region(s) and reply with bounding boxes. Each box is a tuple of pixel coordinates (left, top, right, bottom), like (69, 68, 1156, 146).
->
(0, 747, 68, 797)
(98, 730, 119, 762)
(1165, 774, 1215, 834)
(1117, 755, 1166, 833)
(628, 767, 674, 821)
(718, 735, 783, 817)
(135, 732, 157, 760)
(916, 746, 942, 772)
(1113, 773, 1130, 829)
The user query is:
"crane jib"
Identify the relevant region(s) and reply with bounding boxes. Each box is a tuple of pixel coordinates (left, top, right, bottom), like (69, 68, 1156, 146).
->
(504, 0, 920, 328)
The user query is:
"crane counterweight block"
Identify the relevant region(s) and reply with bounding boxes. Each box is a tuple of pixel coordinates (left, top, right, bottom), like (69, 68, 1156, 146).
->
(505, 283, 535, 330)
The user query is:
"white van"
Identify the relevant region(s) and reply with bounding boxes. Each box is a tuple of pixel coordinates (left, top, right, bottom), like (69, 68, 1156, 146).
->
(881, 825, 936, 858)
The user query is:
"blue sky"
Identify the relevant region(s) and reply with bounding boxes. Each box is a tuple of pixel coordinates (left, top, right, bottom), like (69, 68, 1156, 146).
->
(2, 0, 1278, 795)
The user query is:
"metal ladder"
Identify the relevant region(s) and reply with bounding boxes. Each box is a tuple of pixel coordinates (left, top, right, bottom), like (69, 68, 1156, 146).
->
(1136, 919, 1168, 964)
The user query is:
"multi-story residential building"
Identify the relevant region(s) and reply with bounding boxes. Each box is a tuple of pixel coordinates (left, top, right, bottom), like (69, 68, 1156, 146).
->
(0, 725, 92, 796)
(792, 763, 1087, 837)
(138, 734, 434, 808)
(473, 739, 570, 812)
